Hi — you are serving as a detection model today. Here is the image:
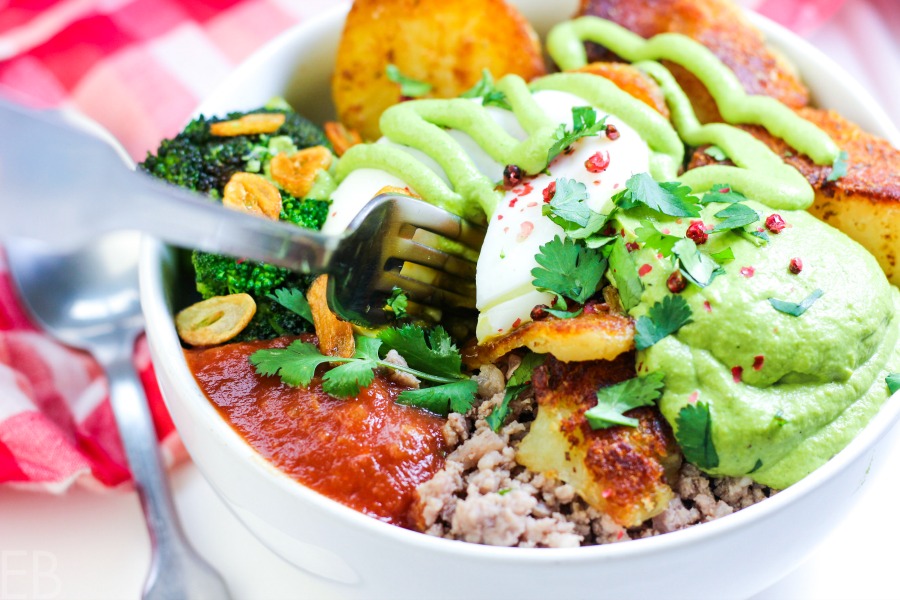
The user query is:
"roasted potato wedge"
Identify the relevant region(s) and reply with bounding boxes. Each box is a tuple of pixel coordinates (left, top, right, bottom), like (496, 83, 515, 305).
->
(573, 62, 669, 118)
(333, 0, 546, 140)
(689, 107, 900, 285)
(577, 0, 809, 123)
(517, 354, 681, 527)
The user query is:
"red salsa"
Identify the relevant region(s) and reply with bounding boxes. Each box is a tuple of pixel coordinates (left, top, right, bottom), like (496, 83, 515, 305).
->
(184, 337, 448, 527)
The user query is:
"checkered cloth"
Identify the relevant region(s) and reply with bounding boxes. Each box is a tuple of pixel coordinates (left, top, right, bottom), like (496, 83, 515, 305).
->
(0, 0, 885, 492)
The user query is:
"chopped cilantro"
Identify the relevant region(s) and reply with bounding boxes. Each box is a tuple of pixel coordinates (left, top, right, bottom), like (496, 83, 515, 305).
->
(249, 325, 475, 414)
(634, 295, 693, 350)
(673, 238, 724, 288)
(547, 106, 608, 164)
(703, 146, 727, 161)
(460, 69, 511, 110)
(545, 295, 584, 319)
(744, 229, 770, 244)
(700, 184, 747, 205)
(268, 288, 313, 324)
(385, 286, 409, 319)
(585, 372, 665, 429)
(710, 203, 760, 233)
(531, 236, 606, 305)
(827, 150, 849, 182)
(386, 64, 432, 97)
(486, 383, 528, 432)
(768, 289, 824, 317)
(676, 401, 719, 469)
(710, 247, 735, 262)
(607, 237, 643, 311)
(508, 352, 545, 386)
(543, 177, 592, 228)
(634, 220, 679, 257)
(612, 173, 700, 217)
(887, 374, 900, 395)
(773, 410, 789, 427)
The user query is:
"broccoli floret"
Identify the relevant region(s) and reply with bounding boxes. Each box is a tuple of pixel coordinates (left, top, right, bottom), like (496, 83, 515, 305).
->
(142, 103, 333, 341)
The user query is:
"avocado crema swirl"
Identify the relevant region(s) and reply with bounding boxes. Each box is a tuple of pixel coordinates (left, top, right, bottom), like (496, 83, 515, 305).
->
(321, 17, 900, 489)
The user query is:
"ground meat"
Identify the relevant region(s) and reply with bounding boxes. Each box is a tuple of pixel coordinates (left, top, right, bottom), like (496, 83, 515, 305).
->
(409, 377, 775, 548)
(382, 350, 420, 388)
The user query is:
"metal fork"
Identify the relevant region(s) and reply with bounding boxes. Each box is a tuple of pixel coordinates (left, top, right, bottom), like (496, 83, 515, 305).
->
(0, 100, 484, 324)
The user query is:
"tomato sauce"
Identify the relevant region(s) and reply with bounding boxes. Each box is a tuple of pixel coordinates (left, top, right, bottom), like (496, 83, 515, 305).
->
(184, 337, 448, 527)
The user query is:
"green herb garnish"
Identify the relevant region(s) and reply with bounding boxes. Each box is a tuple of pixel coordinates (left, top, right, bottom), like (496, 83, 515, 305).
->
(768, 289, 824, 317)
(673, 238, 724, 288)
(584, 372, 665, 429)
(634, 220, 679, 257)
(385, 286, 409, 319)
(827, 150, 849, 182)
(710, 203, 760, 233)
(547, 106, 608, 164)
(267, 288, 313, 324)
(607, 237, 643, 311)
(386, 64, 432, 97)
(885, 373, 899, 395)
(543, 177, 592, 228)
(612, 173, 700, 218)
(710, 247, 735, 262)
(460, 69, 511, 110)
(676, 401, 719, 469)
(700, 183, 746, 205)
(531, 235, 606, 305)
(634, 295, 693, 350)
(486, 352, 546, 432)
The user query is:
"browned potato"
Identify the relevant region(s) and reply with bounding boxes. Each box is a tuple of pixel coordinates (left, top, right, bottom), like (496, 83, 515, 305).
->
(573, 62, 670, 118)
(688, 107, 900, 285)
(577, 0, 809, 123)
(333, 0, 546, 140)
(516, 354, 681, 528)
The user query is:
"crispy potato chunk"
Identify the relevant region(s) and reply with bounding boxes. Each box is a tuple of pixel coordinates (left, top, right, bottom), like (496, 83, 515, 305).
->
(333, 0, 545, 140)
(516, 354, 680, 527)
(463, 308, 635, 369)
(307, 275, 355, 358)
(573, 62, 669, 118)
(577, 0, 809, 123)
(688, 107, 900, 285)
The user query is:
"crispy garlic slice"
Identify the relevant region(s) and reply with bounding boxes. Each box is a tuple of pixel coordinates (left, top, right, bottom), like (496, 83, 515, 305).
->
(176, 293, 256, 346)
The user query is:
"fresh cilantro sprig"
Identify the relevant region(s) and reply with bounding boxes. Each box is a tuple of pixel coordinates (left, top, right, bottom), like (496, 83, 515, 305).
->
(634, 295, 693, 350)
(768, 289, 824, 317)
(531, 235, 606, 305)
(386, 64, 432, 97)
(544, 295, 584, 319)
(249, 325, 476, 415)
(543, 177, 592, 227)
(268, 288, 313, 324)
(700, 184, 747, 205)
(612, 173, 700, 218)
(585, 372, 665, 429)
(460, 69, 511, 110)
(676, 401, 719, 469)
(385, 286, 409, 319)
(634, 220, 679, 257)
(547, 106, 608, 164)
(673, 238, 724, 288)
(710, 203, 760, 233)
(887, 373, 900, 395)
(827, 150, 849, 182)
(486, 352, 545, 432)
(607, 237, 643, 311)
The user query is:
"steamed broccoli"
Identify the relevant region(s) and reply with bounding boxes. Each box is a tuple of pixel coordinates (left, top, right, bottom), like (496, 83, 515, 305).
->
(140, 102, 333, 341)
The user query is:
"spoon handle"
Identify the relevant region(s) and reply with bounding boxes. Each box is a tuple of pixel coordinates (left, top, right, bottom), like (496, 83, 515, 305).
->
(98, 338, 231, 600)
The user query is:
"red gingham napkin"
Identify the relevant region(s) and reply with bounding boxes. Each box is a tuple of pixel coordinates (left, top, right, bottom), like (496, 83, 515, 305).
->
(0, 0, 847, 493)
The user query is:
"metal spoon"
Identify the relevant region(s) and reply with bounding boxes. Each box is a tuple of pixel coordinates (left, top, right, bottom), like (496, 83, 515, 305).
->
(5, 230, 231, 596)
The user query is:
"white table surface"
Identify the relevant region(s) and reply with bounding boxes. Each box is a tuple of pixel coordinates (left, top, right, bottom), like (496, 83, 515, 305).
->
(2, 1, 899, 598)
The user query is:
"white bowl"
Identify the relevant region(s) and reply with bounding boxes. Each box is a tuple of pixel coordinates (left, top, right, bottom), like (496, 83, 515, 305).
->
(139, 3, 900, 599)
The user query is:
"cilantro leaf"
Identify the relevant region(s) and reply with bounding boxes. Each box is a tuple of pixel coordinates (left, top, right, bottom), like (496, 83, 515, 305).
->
(378, 325, 463, 379)
(703, 146, 727, 161)
(673, 238, 724, 288)
(508, 352, 546, 386)
(385, 286, 409, 319)
(635, 220, 679, 257)
(547, 106, 608, 164)
(268, 288, 313, 324)
(545, 295, 584, 319)
(634, 295, 693, 350)
(768, 289, 824, 317)
(710, 247, 735, 262)
(827, 150, 849, 182)
(607, 237, 643, 311)
(543, 177, 592, 227)
(531, 236, 606, 304)
(710, 203, 760, 233)
(486, 383, 528, 432)
(386, 64, 432, 97)
(460, 69, 511, 110)
(700, 183, 746, 205)
(887, 374, 900, 395)
(322, 360, 377, 397)
(249, 340, 333, 387)
(676, 401, 719, 469)
(612, 173, 700, 217)
(397, 380, 479, 416)
(585, 372, 665, 429)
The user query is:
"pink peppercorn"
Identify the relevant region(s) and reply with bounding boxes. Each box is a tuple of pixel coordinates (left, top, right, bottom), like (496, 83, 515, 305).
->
(667, 271, 687, 293)
(503, 164, 523, 187)
(584, 151, 610, 173)
(789, 257, 803, 274)
(686, 220, 709, 245)
(606, 124, 620, 140)
(766, 213, 787, 233)
(542, 181, 556, 203)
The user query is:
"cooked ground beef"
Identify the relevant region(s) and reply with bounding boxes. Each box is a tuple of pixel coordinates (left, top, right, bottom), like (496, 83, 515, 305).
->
(410, 371, 775, 548)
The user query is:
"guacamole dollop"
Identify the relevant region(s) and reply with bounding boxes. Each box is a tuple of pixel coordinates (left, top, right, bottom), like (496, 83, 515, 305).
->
(624, 202, 900, 489)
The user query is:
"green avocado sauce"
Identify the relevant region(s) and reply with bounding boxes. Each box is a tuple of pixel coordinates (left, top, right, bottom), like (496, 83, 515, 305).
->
(330, 17, 897, 489)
